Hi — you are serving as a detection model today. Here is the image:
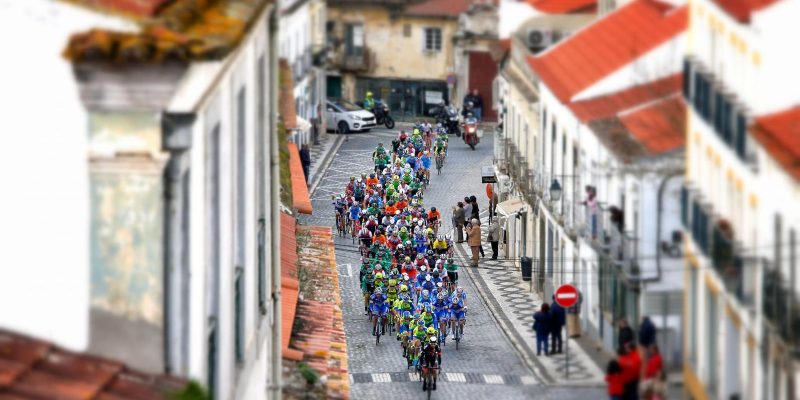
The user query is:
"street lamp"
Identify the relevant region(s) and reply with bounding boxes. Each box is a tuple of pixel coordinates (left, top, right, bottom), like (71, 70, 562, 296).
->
(549, 179, 562, 202)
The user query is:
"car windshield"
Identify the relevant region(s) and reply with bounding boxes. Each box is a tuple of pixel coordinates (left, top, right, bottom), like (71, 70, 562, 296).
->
(332, 100, 362, 112)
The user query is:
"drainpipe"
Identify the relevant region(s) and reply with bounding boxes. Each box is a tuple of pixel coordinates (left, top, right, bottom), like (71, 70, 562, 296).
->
(269, 7, 282, 400)
(644, 171, 683, 284)
(161, 112, 195, 375)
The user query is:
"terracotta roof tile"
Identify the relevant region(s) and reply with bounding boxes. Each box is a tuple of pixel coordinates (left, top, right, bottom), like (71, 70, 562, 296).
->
(712, 0, 781, 23)
(279, 58, 298, 130)
(528, 0, 687, 103)
(527, 0, 597, 14)
(287, 143, 313, 214)
(280, 212, 301, 360)
(70, 0, 171, 17)
(0, 330, 184, 399)
(569, 74, 681, 122)
(405, 0, 471, 18)
(752, 106, 800, 181)
(618, 95, 686, 155)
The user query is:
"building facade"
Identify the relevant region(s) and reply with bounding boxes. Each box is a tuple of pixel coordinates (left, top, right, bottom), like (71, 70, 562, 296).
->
(681, 0, 800, 398)
(0, 1, 283, 399)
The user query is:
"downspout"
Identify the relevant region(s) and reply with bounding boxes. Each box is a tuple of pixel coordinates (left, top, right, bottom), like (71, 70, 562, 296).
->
(643, 170, 683, 284)
(269, 6, 282, 400)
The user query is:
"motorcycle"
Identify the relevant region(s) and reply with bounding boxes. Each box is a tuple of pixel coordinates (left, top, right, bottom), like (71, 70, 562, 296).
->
(372, 100, 395, 129)
(462, 115, 480, 150)
(443, 106, 461, 137)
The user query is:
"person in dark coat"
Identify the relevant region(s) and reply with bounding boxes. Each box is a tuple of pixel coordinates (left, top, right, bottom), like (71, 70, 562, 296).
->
(617, 319, 635, 351)
(299, 144, 312, 183)
(469, 195, 480, 221)
(638, 316, 656, 349)
(550, 297, 566, 354)
(454, 202, 466, 243)
(533, 303, 551, 356)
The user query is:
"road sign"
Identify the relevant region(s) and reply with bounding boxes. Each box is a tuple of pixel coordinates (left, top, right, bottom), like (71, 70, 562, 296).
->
(554, 284, 579, 308)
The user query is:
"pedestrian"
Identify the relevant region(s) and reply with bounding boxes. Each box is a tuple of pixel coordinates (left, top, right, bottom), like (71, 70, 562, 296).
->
(618, 342, 642, 400)
(617, 319, 635, 350)
(463, 89, 484, 121)
(463, 197, 473, 240)
(467, 218, 481, 267)
(469, 195, 480, 221)
(638, 316, 656, 349)
(454, 202, 466, 243)
(641, 345, 665, 400)
(549, 295, 566, 354)
(487, 219, 500, 259)
(299, 143, 312, 183)
(567, 289, 582, 338)
(606, 359, 625, 400)
(532, 303, 551, 356)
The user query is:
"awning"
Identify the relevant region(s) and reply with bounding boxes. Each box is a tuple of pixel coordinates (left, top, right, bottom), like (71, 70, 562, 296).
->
(496, 197, 526, 217)
(287, 142, 313, 215)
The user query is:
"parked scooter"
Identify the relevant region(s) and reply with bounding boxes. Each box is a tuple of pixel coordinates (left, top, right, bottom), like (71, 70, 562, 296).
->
(372, 100, 395, 129)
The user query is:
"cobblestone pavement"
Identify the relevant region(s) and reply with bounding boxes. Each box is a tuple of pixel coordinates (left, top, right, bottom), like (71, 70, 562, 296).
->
(300, 129, 605, 399)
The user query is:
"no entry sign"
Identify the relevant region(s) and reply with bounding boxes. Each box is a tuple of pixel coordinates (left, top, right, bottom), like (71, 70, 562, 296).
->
(554, 284, 579, 308)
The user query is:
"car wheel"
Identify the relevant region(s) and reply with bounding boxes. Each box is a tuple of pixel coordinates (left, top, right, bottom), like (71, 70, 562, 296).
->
(337, 121, 350, 134)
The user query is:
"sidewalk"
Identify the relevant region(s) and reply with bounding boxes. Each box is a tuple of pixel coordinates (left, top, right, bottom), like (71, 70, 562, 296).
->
(454, 211, 609, 387)
(307, 132, 345, 191)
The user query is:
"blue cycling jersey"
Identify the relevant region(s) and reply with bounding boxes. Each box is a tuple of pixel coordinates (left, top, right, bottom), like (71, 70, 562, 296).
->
(349, 206, 361, 220)
(421, 156, 432, 169)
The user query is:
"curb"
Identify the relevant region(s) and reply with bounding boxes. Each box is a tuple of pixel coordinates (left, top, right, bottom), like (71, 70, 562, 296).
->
(309, 134, 346, 195)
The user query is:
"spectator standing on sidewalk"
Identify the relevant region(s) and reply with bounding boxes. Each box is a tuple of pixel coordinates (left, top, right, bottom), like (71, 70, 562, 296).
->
(487, 219, 500, 259)
(532, 303, 551, 356)
(463, 197, 473, 241)
(618, 319, 635, 350)
(618, 342, 642, 400)
(469, 195, 480, 221)
(638, 316, 657, 350)
(299, 143, 312, 183)
(549, 296, 566, 354)
(606, 360, 625, 400)
(467, 218, 481, 267)
(642, 345, 665, 400)
(567, 290, 583, 338)
(454, 202, 466, 243)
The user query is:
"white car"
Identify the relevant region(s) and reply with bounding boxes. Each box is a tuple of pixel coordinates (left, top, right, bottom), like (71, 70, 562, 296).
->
(325, 99, 376, 133)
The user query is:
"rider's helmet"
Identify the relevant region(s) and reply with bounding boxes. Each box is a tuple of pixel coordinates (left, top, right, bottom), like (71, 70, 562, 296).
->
(457, 286, 464, 294)
(436, 282, 443, 289)
(369, 173, 375, 178)
(431, 270, 439, 279)
(395, 210, 401, 216)
(445, 234, 451, 241)
(416, 254, 424, 260)
(425, 275, 432, 282)
(405, 240, 412, 247)
(430, 336, 438, 344)
(404, 256, 411, 262)
(374, 272, 384, 280)
(419, 265, 427, 272)
(367, 91, 374, 98)
(421, 289, 430, 298)
(403, 311, 412, 319)
(426, 250, 434, 257)
(439, 254, 447, 260)
(417, 220, 424, 227)
(368, 215, 375, 221)
(397, 243, 404, 250)
(350, 176, 355, 181)
(427, 327, 436, 335)
(431, 207, 437, 212)
(356, 177, 363, 183)
(374, 287, 382, 295)
(400, 285, 409, 293)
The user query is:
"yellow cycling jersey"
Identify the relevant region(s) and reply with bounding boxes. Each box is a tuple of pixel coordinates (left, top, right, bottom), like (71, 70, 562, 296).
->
(432, 240, 448, 250)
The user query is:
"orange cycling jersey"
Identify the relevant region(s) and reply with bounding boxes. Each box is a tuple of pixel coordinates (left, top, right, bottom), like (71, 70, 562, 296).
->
(385, 205, 397, 215)
(366, 177, 379, 187)
(427, 211, 441, 221)
(395, 200, 408, 210)
(373, 234, 388, 245)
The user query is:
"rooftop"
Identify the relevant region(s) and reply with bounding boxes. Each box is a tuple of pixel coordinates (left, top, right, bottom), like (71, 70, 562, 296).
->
(405, 0, 472, 18)
(280, 212, 302, 361)
(528, 0, 686, 103)
(0, 329, 185, 399)
(569, 74, 681, 122)
(711, 0, 781, 23)
(527, 0, 597, 14)
(63, 0, 272, 63)
(288, 143, 313, 214)
(619, 94, 686, 156)
(752, 106, 800, 181)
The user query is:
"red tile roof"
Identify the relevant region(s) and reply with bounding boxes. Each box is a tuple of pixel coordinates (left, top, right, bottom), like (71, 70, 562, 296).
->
(528, 0, 687, 103)
(288, 226, 350, 398)
(752, 106, 800, 181)
(287, 143, 313, 214)
(280, 212, 302, 361)
(712, 0, 781, 23)
(618, 95, 686, 155)
(0, 330, 185, 399)
(569, 74, 682, 122)
(73, 0, 171, 17)
(279, 59, 298, 130)
(405, 0, 471, 18)
(527, 0, 597, 14)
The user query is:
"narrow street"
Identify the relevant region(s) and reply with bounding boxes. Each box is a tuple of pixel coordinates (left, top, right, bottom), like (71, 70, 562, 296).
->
(300, 129, 605, 399)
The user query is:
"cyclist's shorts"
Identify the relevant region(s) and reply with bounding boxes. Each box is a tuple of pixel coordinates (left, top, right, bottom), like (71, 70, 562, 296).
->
(371, 303, 389, 315)
(447, 271, 458, 282)
(435, 309, 449, 322)
(450, 309, 466, 321)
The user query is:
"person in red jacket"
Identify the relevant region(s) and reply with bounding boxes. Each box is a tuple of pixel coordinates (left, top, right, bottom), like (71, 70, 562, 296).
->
(642, 345, 665, 399)
(617, 342, 642, 400)
(605, 359, 625, 400)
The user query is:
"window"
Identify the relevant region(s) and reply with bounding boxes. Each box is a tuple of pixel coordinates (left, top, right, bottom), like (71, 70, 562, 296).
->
(345, 23, 364, 56)
(256, 56, 267, 314)
(706, 289, 719, 394)
(424, 28, 442, 52)
(689, 268, 698, 368)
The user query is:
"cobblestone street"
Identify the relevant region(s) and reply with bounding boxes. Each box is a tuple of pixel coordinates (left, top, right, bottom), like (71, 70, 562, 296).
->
(300, 129, 605, 399)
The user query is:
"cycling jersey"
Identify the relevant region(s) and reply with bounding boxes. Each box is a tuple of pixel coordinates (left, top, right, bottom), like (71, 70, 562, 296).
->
(349, 206, 361, 221)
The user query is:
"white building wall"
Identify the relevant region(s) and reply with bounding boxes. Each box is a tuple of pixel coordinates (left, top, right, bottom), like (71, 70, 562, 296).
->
(0, 0, 138, 352)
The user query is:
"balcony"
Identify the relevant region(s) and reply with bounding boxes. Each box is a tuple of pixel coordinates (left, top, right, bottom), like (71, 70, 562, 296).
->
(762, 266, 800, 353)
(332, 47, 373, 72)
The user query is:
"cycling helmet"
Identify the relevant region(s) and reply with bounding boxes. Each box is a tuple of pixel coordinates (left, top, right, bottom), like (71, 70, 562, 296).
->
(416, 254, 424, 260)
(457, 286, 464, 293)
(426, 250, 434, 257)
(356, 177, 363, 183)
(425, 275, 431, 282)
(430, 336, 438, 343)
(403, 311, 412, 319)
(397, 244, 404, 249)
(370, 173, 375, 178)
(404, 256, 411, 262)
(420, 265, 427, 272)
(431, 271, 439, 278)
(422, 289, 430, 298)
(437, 292, 445, 300)
(350, 176, 355, 181)
(431, 207, 437, 212)
(436, 282, 443, 288)
(427, 327, 436, 335)
(395, 210, 401, 215)
(400, 285, 409, 292)
(374, 287, 382, 295)
(374, 272, 384, 280)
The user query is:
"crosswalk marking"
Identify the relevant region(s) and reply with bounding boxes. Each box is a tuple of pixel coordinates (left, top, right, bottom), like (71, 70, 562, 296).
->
(483, 374, 504, 384)
(520, 375, 537, 385)
(408, 372, 417, 382)
(371, 373, 391, 383)
(445, 372, 466, 382)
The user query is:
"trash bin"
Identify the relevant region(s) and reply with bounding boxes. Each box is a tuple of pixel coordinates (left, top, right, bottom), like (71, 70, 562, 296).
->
(520, 256, 532, 281)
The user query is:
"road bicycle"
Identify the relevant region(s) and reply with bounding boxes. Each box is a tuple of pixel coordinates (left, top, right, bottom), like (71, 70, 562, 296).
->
(435, 153, 445, 175)
(421, 364, 440, 399)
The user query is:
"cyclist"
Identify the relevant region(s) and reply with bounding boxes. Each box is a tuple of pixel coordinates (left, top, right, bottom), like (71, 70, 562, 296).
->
(369, 287, 390, 336)
(421, 336, 442, 391)
(449, 288, 467, 338)
(433, 292, 450, 340)
(420, 151, 432, 182)
(444, 257, 459, 288)
(432, 234, 448, 255)
(348, 202, 361, 225)
(353, 177, 366, 205)
(427, 207, 441, 233)
(361, 268, 375, 314)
